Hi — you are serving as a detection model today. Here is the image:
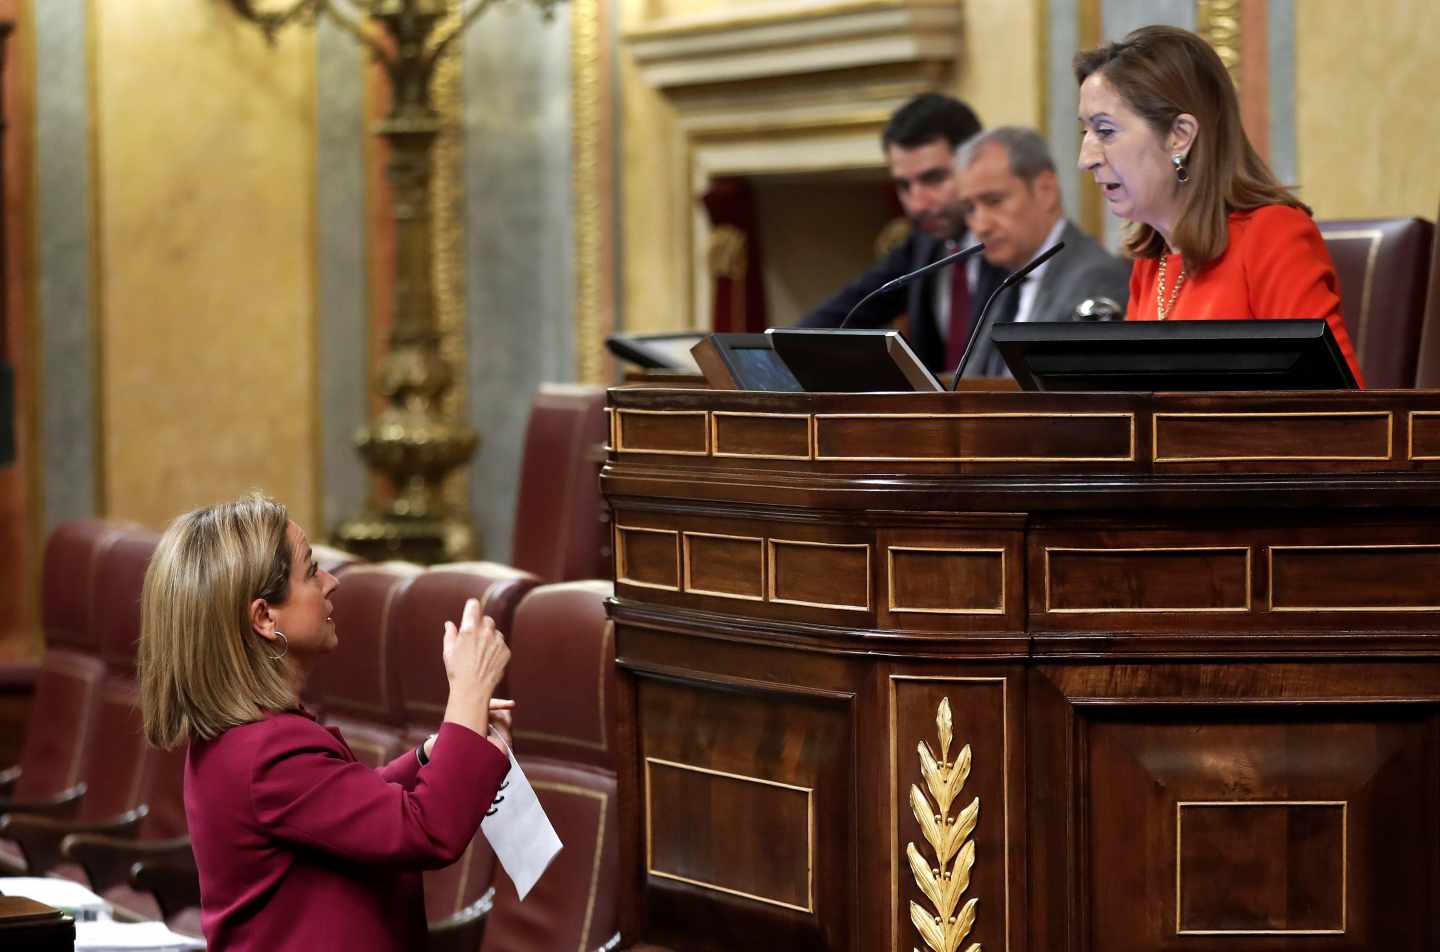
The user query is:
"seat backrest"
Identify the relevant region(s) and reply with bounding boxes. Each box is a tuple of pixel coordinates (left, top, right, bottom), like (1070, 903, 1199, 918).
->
(1319, 217, 1435, 387)
(511, 384, 610, 582)
(390, 562, 540, 749)
(12, 521, 129, 797)
(63, 529, 161, 824)
(385, 563, 538, 928)
(1414, 201, 1440, 389)
(303, 563, 420, 767)
(93, 529, 160, 677)
(507, 581, 615, 772)
(475, 759, 619, 952)
(41, 520, 127, 654)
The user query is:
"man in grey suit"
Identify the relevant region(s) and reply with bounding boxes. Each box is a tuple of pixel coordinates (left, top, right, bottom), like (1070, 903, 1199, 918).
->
(954, 126, 1130, 378)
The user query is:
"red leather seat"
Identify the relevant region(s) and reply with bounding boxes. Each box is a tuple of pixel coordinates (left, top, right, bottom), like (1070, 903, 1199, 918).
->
(304, 563, 421, 767)
(0, 522, 126, 872)
(511, 385, 610, 582)
(476, 760, 619, 952)
(1, 530, 160, 875)
(387, 562, 539, 940)
(507, 581, 616, 771)
(1319, 217, 1435, 387)
(1414, 202, 1440, 389)
(477, 581, 619, 952)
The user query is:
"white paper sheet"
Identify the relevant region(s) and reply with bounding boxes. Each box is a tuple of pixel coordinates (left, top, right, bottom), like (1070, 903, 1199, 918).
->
(73, 919, 207, 950)
(479, 735, 563, 900)
(0, 876, 111, 920)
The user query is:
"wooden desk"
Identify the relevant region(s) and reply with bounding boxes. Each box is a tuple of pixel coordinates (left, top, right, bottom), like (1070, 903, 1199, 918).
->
(603, 387, 1440, 951)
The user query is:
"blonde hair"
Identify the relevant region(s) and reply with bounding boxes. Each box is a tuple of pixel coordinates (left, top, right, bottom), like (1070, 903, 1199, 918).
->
(139, 494, 298, 750)
(1074, 25, 1307, 272)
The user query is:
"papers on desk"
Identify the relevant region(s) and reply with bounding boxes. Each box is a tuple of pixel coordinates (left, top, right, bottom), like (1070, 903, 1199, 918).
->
(0, 875, 110, 920)
(74, 920, 207, 950)
(2, 878, 204, 949)
(480, 736, 563, 900)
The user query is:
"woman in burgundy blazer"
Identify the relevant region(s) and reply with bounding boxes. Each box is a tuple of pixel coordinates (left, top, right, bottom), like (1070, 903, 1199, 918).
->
(138, 494, 512, 951)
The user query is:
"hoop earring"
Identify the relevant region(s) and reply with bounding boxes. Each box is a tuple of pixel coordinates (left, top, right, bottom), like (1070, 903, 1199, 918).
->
(1172, 153, 1190, 183)
(268, 630, 289, 662)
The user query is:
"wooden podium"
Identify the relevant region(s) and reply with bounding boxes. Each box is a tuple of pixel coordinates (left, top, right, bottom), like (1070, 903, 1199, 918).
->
(602, 386, 1440, 952)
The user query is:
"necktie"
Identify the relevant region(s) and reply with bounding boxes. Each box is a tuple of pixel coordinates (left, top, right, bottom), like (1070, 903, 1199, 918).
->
(944, 257, 971, 370)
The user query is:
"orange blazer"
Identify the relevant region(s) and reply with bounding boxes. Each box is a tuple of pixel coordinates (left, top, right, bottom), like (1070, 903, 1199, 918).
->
(1125, 204, 1364, 386)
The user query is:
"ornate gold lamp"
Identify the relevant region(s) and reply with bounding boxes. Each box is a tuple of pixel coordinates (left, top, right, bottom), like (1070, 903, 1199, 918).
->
(228, 0, 560, 563)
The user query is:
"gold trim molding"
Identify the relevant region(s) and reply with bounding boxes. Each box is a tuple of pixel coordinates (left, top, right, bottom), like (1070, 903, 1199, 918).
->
(887, 546, 1006, 615)
(1409, 410, 1440, 461)
(683, 530, 766, 602)
(644, 756, 815, 913)
(571, 0, 611, 383)
(767, 538, 872, 611)
(1175, 800, 1347, 936)
(906, 697, 981, 952)
(1044, 545, 1253, 614)
(1267, 544, 1440, 612)
(1152, 411, 1393, 463)
(1196, 0, 1241, 85)
(813, 412, 1137, 463)
(614, 525, 681, 592)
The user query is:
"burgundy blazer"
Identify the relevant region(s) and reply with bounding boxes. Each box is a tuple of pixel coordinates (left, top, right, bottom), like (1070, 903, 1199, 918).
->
(185, 710, 507, 951)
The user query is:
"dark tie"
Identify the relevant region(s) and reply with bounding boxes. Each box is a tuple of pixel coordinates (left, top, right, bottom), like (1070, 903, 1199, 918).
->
(944, 258, 971, 370)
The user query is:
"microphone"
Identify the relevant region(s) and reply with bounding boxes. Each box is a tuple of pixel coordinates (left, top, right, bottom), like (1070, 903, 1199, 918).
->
(950, 241, 1065, 388)
(838, 241, 985, 328)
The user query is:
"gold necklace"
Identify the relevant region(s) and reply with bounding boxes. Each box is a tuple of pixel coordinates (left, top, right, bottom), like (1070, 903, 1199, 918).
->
(1155, 254, 1186, 321)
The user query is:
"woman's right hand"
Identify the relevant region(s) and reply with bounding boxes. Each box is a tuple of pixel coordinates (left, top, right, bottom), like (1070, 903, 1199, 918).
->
(441, 598, 511, 737)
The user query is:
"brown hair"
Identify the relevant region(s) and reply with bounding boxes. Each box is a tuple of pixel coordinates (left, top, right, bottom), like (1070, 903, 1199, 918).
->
(1074, 25, 1308, 271)
(139, 493, 297, 749)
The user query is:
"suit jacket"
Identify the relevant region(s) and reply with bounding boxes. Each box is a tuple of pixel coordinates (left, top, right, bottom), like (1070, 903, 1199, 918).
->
(186, 711, 508, 951)
(797, 228, 955, 371)
(961, 219, 1132, 378)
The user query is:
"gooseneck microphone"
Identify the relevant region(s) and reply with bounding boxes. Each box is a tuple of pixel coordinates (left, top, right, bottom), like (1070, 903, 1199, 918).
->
(949, 241, 1066, 389)
(838, 241, 985, 328)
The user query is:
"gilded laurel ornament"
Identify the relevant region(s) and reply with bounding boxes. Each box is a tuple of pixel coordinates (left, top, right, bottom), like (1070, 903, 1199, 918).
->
(907, 697, 981, 952)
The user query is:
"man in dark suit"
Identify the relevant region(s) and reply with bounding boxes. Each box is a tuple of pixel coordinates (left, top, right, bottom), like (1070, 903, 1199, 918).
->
(796, 93, 986, 373)
(954, 126, 1131, 378)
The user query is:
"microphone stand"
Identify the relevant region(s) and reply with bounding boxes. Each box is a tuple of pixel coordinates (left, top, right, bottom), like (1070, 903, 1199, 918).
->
(949, 241, 1066, 390)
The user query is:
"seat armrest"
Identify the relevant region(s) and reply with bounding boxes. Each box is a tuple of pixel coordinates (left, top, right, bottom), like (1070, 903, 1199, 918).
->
(426, 885, 492, 952)
(63, 832, 190, 896)
(0, 764, 18, 797)
(126, 842, 201, 922)
(0, 782, 86, 819)
(0, 805, 147, 875)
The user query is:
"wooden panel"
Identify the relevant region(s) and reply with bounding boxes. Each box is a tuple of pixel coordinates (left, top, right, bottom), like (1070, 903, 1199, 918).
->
(616, 526, 680, 590)
(1078, 707, 1433, 952)
(769, 539, 870, 611)
(1177, 801, 1346, 934)
(684, 531, 764, 601)
(1045, 547, 1251, 613)
(616, 409, 709, 455)
(637, 676, 853, 952)
(1409, 411, 1440, 460)
(888, 547, 1004, 614)
(813, 413, 1134, 462)
(1154, 411, 1392, 462)
(890, 675, 1013, 952)
(1270, 545, 1440, 611)
(712, 412, 811, 460)
(646, 758, 812, 911)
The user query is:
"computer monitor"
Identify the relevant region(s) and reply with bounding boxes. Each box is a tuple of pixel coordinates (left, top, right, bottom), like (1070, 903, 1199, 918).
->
(765, 329, 943, 393)
(605, 332, 707, 372)
(991, 319, 1359, 391)
(690, 334, 802, 391)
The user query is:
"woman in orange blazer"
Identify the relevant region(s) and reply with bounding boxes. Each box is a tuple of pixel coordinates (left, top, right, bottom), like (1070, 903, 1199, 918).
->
(1074, 25, 1364, 386)
(139, 494, 512, 951)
